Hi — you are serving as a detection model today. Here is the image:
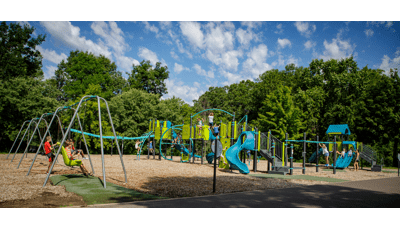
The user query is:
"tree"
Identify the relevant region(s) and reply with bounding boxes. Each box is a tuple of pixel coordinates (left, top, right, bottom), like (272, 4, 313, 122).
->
(255, 85, 304, 141)
(127, 60, 169, 97)
(54, 50, 119, 101)
(0, 21, 46, 81)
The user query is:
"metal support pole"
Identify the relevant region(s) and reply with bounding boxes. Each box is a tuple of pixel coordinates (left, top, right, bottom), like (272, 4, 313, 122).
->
(213, 132, 217, 193)
(121, 138, 124, 156)
(201, 139, 204, 164)
(75, 112, 95, 175)
(101, 97, 127, 183)
(7, 121, 29, 159)
(147, 135, 150, 159)
(231, 113, 235, 146)
(285, 133, 288, 166)
(11, 120, 35, 162)
(254, 128, 258, 172)
(290, 144, 294, 175)
(303, 132, 306, 174)
(111, 139, 113, 156)
(189, 114, 193, 163)
(272, 140, 275, 171)
(333, 135, 337, 174)
(97, 97, 107, 188)
(17, 117, 45, 168)
(316, 136, 319, 172)
(43, 95, 96, 187)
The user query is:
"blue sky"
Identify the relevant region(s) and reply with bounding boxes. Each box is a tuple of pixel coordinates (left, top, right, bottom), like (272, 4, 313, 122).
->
(4, 2, 400, 105)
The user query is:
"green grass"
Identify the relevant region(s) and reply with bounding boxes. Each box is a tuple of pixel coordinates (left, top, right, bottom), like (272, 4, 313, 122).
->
(50, 174, 168, 205)
(323, 169, 347, 172)
(382, 170, 398, 173)
(383, 166, 399, 169)
(249, 174, 348, 182)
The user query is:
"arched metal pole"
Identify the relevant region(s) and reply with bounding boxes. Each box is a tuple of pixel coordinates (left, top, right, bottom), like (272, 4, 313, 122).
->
(43, 95, 96, 187)
(74, 109, 95, 175)
(98, 96, 106, 188)
(7, 120, 30, 159)
(11, 119, 36, 162)
(17, 116, 53, 169)
(27, 108, 63, 176)
(100, 97, 127, 183)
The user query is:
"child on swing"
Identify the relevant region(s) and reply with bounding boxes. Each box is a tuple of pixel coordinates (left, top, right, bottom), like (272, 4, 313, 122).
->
(68, 139, 87, 159)
(65, 140, 92, 176)
(44, 136, 57, 174)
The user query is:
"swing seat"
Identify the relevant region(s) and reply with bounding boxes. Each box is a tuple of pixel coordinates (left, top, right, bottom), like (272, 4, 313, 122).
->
(60, 146, 82, 167)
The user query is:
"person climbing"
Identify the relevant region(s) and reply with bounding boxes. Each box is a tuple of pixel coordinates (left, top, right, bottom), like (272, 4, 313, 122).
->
(171, 134, 179, 148)
(354, 149, 360, 171)
(148, 141, 154, 154)
(319, 143, 330, 166)
(208, 112, 214, 127)
(197, 117, 204, 137)
(135, 140, 143, 155)
(247, 150, 251, 165)
(212, 124, 220, 137)
(44, 136, 57, 174)
(65, 141, 91, 176)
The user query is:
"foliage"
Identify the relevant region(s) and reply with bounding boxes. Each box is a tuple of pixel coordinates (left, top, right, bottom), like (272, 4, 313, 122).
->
(0, 21, 46, 81)
(127, 60, 169, 97)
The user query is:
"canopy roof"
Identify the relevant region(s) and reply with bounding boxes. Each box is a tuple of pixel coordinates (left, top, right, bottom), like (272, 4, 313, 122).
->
(326, 124, 351, 135)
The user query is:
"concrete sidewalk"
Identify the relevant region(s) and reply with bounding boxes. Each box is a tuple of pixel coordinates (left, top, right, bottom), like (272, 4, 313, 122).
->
(86, 177, 400, 208)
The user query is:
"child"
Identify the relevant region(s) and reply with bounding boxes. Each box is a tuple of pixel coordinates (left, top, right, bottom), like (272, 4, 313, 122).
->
(65, 141, 91, 176)
(354, 149, 360, 171)
(135, 140, 143, 154)
(208, 112, 214, 126)
(319, 143, 330, 166)
(44, 136, 57, 174)
(149, 141, 154, 154)
(247, 150, 251, 166)
(348, 147, 353, 157)
(172, 134, 179, 148)
(197, 118, 203, 137)
(212, 124, 220, 137)
(337, 148, 346, 159)
(69, 139, 87, 159)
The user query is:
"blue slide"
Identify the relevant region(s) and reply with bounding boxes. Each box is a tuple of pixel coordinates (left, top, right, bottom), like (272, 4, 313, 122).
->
(332, 151, 355, 168)
(225, 131, 255, 174)
(308, 148, 323, 163)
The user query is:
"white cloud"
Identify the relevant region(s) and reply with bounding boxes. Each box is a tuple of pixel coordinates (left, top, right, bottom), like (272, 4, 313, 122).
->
(174, 63, 190, 74)
(304, 40, 316, 49)
(193, 64, 214, 78)
(159, 21, 172, 30)
(164, 78, 204, 105)
(364, 29, 374, 37)
(294, 21, 316, 37)
(40, 21, 112, 58)
(204, 22, 235, 53)
(205, 49, 243, 71)
(143, 21, 159, 35)
(193, 82, 200, 88)
(179, 21, 204, 49)
(220, 70, 246, 85)
(379, 51, 400, 75)
(277, 38, 291, 49)
(175, 39, 193, 59)
(138, 47, 159, 65)
(118, 55, 140, 71)
(275, 23, 283, 34)
(37, 46, 67, 64)
(386, 21, 394, 28)
(170, 51, 179, 60)
(318, 33, 356, 61)
(236, 28, 254, 46)
(44, 65, 58, 79)
(242, 44, 273, 78)
(241, 21, 262, 29)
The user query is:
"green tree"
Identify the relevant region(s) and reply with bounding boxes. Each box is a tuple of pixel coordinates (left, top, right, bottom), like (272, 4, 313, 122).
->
(127, 60, 169, 97)
(54, 50, 119, 101)
(256, 85, 304, 140)
(0, 21, 46, 81)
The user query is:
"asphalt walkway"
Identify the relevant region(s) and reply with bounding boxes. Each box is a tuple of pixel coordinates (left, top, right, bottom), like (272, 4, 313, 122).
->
(86, 177, 400, 208)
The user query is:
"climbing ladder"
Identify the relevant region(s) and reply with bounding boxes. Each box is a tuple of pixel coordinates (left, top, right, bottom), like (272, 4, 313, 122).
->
(259, 132, 288, 175)
(359, 144, 381, 172)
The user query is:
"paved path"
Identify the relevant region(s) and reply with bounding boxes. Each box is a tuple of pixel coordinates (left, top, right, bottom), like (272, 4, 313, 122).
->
(86, 177, 400, 208)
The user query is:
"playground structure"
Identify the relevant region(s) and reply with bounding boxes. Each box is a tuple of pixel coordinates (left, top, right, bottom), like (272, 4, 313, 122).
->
(7, 95, 384, 190)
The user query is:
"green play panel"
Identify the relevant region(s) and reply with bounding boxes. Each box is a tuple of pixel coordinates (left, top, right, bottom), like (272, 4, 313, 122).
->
(249, 174, 348, 182)
(51, 174, 167, 205)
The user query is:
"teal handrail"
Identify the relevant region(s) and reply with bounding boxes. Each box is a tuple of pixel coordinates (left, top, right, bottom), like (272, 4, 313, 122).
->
(191, 108, 234, 118)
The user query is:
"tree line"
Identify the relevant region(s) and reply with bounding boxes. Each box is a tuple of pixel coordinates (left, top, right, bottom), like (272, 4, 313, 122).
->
(1, 22, 399, 167)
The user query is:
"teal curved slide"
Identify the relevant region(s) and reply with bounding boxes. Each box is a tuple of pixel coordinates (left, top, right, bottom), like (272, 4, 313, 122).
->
(308, 148, 323, 163)
(333, 151, 355, 168)
(225, 131, 255, 174)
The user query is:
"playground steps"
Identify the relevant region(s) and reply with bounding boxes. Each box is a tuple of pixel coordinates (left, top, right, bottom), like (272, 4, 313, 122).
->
(260, 149, 287, 175)
(371, 165, 382, 172)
